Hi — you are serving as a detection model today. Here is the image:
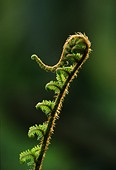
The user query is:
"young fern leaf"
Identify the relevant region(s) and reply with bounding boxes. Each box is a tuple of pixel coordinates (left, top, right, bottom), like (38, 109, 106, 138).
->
(28, 125, 43, 139)
(56, 71, 66, 85)
(20, 149, 34, 164)
(36, 100, 55, 116)
(28, 122, 48, 140)
(19, 32, 91, 170)
(56, 66, 73, 78)
(20, 145, 41, 167)
(45, 81, 62, 94)
(31, 145, 41, 160)
(60, 66, 73, 72)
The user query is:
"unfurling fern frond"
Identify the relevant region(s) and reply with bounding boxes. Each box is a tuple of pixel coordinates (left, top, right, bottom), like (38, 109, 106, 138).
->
(56, 70, 66, 85)
(56, 66, 73, 77)
(45, 81, 62, 94)
(31, 145, 41, 159)
(36, 100, 55, 116)
(28, 122, 48, 140)
(20, 32, 91, 170)
(20, 145, 41, 168)
(20, 149, 34, 164)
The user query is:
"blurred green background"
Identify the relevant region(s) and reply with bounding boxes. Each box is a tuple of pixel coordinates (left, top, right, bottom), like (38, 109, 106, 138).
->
(1, 0, 116, 170)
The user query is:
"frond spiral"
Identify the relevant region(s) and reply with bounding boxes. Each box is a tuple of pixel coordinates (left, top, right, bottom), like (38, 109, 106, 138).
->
(19, 32, 91, 170)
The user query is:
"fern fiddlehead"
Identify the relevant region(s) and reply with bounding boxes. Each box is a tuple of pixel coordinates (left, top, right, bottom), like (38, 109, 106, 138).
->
(19, 32, 91, 170)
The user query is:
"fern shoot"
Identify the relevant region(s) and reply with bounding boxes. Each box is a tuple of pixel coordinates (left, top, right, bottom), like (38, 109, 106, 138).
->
(19, 32, 91, 170)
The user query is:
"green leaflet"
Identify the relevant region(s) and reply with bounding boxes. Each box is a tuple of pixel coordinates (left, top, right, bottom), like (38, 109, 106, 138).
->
(74, 53, 83, 61)
(20, 145, 41, 166)
(36, 100, 55, 116)
(71, 42, 87, 54)
(28, 122, 48, 140)
(45, 67, 73, 94)
(56, 66, 73, 77)
(31, 145, 41, 159)
(65, 53, 83, 63)
(56, 70, 66, 85)
(45, 81, 61, 94)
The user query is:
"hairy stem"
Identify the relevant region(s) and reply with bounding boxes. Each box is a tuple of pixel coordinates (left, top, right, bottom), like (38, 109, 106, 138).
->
(19, 33, 91, 170)
(35, 47, 89, 170)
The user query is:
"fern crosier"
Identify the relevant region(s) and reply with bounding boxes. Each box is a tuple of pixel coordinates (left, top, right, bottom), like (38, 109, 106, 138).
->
(19, 32, 91, 170)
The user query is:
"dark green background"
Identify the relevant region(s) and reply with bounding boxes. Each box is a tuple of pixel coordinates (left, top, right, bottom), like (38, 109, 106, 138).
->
(1, 0, 116, 170)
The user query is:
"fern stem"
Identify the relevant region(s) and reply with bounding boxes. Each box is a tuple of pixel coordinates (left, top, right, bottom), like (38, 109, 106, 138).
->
(35, 46, 89, 170)
(19, 33, 91, 170)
